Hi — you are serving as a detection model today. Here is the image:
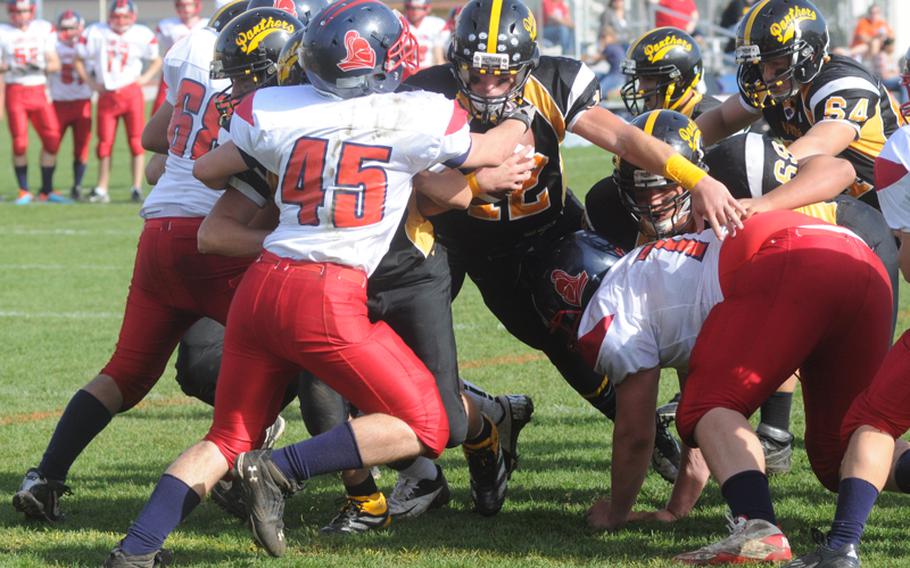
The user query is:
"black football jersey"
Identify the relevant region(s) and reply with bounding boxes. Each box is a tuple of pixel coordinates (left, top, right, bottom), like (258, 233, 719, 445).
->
(738, 54, 904, 203)
(405, 56, 601, 255)
(704, 132, 800, 199)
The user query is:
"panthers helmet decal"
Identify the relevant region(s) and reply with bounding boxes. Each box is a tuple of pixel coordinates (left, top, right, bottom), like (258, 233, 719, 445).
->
(211, 7, 301, 86)
(620, 27, 702, 117)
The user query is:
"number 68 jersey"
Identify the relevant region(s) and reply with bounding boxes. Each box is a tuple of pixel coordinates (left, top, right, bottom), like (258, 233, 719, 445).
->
(228, 84, 473, 275)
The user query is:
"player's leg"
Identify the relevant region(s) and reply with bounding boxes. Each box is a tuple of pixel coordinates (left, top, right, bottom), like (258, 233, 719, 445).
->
(6, 84, 32, 202)
(30, 91, 61, 201)
(757, 378, 797, 475)
(90, 92, 118, 202)
(71, 99, 92, 199)
(124, 83, 146, 202)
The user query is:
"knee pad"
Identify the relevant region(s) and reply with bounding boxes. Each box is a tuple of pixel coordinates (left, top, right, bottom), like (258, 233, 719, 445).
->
(97, 142, 113, 160)
(13, 137, 28, 156)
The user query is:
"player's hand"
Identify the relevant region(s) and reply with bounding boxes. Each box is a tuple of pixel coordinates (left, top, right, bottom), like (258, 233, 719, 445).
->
(472, 146, 535, 200)
(690, 175, 746, 239)
(586, 497, 627, 532)
(737, 196, 774, 219)
(627, 508, 679, 524)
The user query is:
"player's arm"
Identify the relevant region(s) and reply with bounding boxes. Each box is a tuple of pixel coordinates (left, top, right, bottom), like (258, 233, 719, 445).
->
(785, 121, 859, 161)
(898, 232, 910, 283)
(197, 188, 276, 256)
(413, 168, 473, 214)
(460, 113, 533, 169)
(74, 56, 100, 93)
(193, 140, 249, 189)
(748, 154, 855, 215)
(142, 100, 174, 154)
(573, 105, 745, 239)
(586, 367, 659, 531)
(145, 153, 167, 185)
(138, 56, 163, 87)
(43, 46, 60, 73)
(695, 95, 761, 146)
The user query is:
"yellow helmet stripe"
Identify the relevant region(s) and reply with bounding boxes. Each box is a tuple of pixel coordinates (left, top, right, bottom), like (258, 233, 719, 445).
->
(486, 0, 504, 54)
(743, 0, 772, 44)
(643, 109, 662, 135)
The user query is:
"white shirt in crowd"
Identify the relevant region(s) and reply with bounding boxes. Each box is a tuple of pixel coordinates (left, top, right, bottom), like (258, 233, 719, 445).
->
(77, 22, 158, 91)
(0, 19, 55, 86)
(48, 39, 92, 101)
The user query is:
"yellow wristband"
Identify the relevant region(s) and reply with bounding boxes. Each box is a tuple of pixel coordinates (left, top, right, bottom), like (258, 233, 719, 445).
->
(466, 172, 482, 197)
(664, 153, 708, 191)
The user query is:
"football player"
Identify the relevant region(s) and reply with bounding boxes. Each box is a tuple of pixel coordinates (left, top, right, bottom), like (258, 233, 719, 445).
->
(151, 0, 206, 114)
(0, 0, 61, 203)
(404, 0, 446, 70)
(103, 0, 536, 562)
(696, 0, 904, 211)
(76, 0, 162, 203)
(531, 207, 893, 564)
(49, 10, 91, 201)
(619, 26, 719, 119)
(405, 0, 743, 487)
(10, 0, 259, 527)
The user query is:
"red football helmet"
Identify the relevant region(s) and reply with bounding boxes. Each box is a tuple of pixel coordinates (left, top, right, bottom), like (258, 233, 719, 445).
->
(901, 46, 910, 121)
(7, 0, 36, 29)
(174, 0, 201, 24)
(57, 10, 85, 43)
(108, 0, 137, 33)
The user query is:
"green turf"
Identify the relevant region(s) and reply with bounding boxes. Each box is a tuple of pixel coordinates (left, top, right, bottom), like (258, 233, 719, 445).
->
(1, 131, 909, 566)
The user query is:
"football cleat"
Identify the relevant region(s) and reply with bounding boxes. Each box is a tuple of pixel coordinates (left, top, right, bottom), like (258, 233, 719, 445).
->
(674, 514, 792, 565)
(320, 492, 391, 534)
(262, 415, 287, 450)
(757, 423, 794, 475)
(103, 545, 174, 567)
(210, 479, 246, 521)
(653, 410, 682, 484)
(388, 464, 451, 519)
(14, 189, 33, 205)
(495, 394, 534, 476)
(782, 529, 860, 568)
(233, 449, 303, 557)
(37, 191, 73, 204)
(463, 421, 508, 516)
(130, 186, 143, 203)
(12, 468, 71, 523)
(88, 188, 110, 203)
(70, 185, 83, 201)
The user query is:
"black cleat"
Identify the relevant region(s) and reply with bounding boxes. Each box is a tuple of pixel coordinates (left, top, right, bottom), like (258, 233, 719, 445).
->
(103, 545, 174, 567)
(758, 423, 794, 475)
(320, 492, 391, 534)
(652, 399, 682, 484)
(783, 530, 860, 567)
(463, 422, 508, 516)
(12, 468, 71, 523)
(233, 450, 302, 557)
(388, 464, 451, 519)
(495, 394, 534, 476)
(210, 479, 246, 521)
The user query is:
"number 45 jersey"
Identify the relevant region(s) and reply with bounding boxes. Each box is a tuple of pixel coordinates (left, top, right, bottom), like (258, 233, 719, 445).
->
(228, 84, 472, 276)
(140, 27, 229, 220)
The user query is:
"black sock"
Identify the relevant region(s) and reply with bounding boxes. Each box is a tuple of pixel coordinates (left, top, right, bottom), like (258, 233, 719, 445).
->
(894, 448, 910, 493)
(721, 469, 776, 524)
(73, 161, 86, 188)
(38, 390, 113, 481)
(760, 392, 793, 432)
(345, 474, 378, 497)
(465, 415, 493, 445)
(270, 422, 363, 483)
(14, 165, 27, 190)
(827, 477, 879, 549)
(40, 165, 55, 194)
(120, 474, 200, 555)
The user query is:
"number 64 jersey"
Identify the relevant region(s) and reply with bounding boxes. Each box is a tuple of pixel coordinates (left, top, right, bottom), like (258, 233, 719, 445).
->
(228, 84, 472, 275)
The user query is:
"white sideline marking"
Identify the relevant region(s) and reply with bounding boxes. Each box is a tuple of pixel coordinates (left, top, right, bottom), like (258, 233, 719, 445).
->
(0, 310, 121, 319)
(0, 264, 121, 270)
(0, 227, 136, 236)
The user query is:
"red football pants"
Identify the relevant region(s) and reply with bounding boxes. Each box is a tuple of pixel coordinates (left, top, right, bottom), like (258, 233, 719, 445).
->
(676, 216, 893, 492)
(5, 84, 61, 156)
(101, 217, 253, 409)
(842, 328, 910, 441)
(54, 99, 92, 163)
(96, 82, 145, 158)
(204, 251, 450, 468)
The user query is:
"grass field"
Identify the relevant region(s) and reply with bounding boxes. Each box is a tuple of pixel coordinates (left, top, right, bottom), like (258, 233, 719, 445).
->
(1, 127, 910, 567)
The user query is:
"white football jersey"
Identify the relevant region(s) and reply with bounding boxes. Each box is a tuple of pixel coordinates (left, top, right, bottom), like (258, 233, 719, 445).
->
(411, 15, 446, 70)
(228, 85, 472, 275)
(78, 22, 158, 91)
(48, 40, 92, 101)
(578, 230, 725, 385)
(155, 16, 206, 54)
(875, 125, 910, 232)
(0, 20, 55, 85)
(140, 27, 229, 219)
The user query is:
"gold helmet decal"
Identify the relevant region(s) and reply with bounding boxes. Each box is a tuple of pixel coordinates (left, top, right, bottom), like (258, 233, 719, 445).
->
(523, 12, 536, 40)
(769, 5, 816, 45)
(643, 33, 692, 64)
(678, 120, 701, 154)
(235, 16, 296, 54)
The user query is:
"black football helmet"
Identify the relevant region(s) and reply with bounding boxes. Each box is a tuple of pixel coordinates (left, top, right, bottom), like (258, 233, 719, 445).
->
(208, 0, 248, 32)
(447, 0, 540, 123)
(277, 28, 305, 85)
(735, 0, 829, 107)
(211, 8, 302, 86)
(247, 0, 327, 26)
(299, 0, 418, 99)
(530, 231, 624, 342)
(613, 110, 704, 239)
(620, 27, 702, 117)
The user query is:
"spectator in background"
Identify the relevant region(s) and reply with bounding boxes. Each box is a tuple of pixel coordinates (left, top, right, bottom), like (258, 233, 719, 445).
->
(588, 0, 629, 97)
(404, 0, 446, 70)
(719, 0, 756, 53)
(852, 4, 892, 51)
(653, 0, 698, 34)
(49, 10, 92, 201)
(543, 0, 574, 55)
(874, 38, 905, 104)
(151, 0, 205, 114)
